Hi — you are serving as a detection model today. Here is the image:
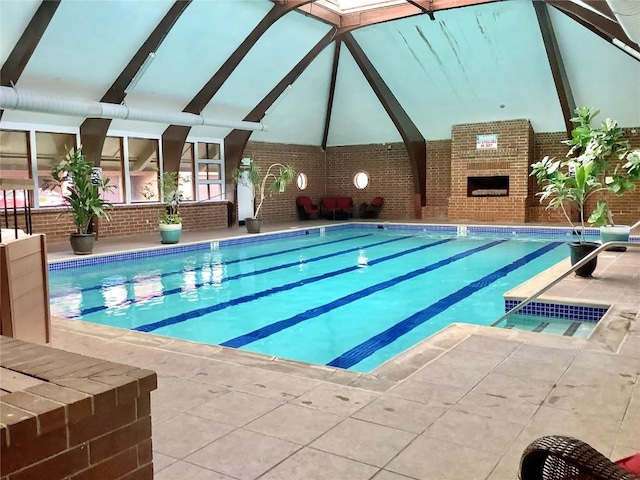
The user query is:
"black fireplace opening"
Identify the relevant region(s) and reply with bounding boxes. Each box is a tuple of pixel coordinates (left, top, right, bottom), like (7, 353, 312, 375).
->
(467, 176, 509, 197)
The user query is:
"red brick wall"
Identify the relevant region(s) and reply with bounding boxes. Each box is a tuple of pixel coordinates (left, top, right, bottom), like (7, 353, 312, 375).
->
(22, 203, 229, 245)
(325, 143, 415, 219)
(241, 142, 326, 224)
(448, 119, 532, 223)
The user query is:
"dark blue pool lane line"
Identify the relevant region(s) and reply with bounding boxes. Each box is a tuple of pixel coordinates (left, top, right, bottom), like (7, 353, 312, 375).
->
(221, 239, 505, 349)
(327, 241, 564, 369)
(77, 235, 411, 318)
(50, 233, 375, 299)
(133, 238, 456, 333)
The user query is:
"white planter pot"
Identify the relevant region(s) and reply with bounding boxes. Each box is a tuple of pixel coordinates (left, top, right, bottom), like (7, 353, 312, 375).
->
(600, 225, 630, 252)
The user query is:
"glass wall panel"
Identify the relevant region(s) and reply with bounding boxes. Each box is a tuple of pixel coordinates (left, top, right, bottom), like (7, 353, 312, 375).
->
(0, 130, 30, 180)
(100, 136, 125, 203)
(197, 163, 221, 181)
(179, 143, 195, 201)
(35, 132, 76, 207)
(128, 137, 159, 203)
(197, 142, 220, 160)
(198, 183, 222, 201)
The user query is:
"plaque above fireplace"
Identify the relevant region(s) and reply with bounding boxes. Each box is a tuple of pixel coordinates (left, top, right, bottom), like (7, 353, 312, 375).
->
(467, 175, 509, 197)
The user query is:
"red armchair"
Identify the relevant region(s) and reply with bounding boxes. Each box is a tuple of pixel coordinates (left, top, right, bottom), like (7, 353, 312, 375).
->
(296, 196, 319, 220)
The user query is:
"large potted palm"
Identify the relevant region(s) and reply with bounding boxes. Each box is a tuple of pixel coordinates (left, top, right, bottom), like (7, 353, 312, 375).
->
(531, 107, 639, 276)
(231, 160, 295, 234)
(43, 146, 114, 255)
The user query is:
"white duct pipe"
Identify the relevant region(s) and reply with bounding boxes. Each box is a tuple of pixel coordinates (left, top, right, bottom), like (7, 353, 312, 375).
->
(0, 86, 268, 132)
(606, 0, 640, 45)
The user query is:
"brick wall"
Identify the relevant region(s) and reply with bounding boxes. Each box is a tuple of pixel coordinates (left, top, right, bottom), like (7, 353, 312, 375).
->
(0, 336, 157, 480)
(21, 202, 229, 245)
(241, 142, 326, 224)
(325, 143, 415, 219)
(423, 140, 452, 219)
(448, 119, 532, 223)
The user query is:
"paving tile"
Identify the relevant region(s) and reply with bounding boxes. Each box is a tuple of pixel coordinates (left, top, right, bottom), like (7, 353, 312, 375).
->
(453, 391, 539, 425)
(410, 362, 488, 389)
(371, 470, 418, 480)
(493, 356, 569, 382)
(616, 414, 640, 450)
(151, 403, 180, 425)
(187, 390, 281, 427)
(455, 335, 521, 356)
(190, 361, 266, 389)
(508, 344, 578, 366)
(387, 380, 468, 407)
(544, 383, 633, 421)
(558, 365, 636, 388)
(152, 376, 228, 411)
(245, 403, 342, 445)
(611, 445, 640, 463)
(352, 395, 447, 434)
(153, 452, 178, 474)
(386, 435, 499, 480)
(291, 383, 378, 416)
(434, 348, 508, 373)
(152, 413, 234, 458)
(311, 418, 416, 467)
(471, 372, 554, 405)
(185, 428, 300, 480)
(422, 408, 525, 455)
(571, 350, 640, 377)
(258, 447, 379, 480)
(235, 371, 321, 401)
(155, 460, 234, 479)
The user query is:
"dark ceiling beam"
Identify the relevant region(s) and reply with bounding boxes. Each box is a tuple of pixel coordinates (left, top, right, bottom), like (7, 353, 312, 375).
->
(224, 29, 338, 213)
(0, 0, 61, 121)
(321, 40, 342, 151)
(545, 0, 640, 60)
(578, 0, 616, 21)
(534, 1, 575, 137)
(343, 32, 426, 218)
(80, 0, 191, 166)
(161, 0, 314, 173)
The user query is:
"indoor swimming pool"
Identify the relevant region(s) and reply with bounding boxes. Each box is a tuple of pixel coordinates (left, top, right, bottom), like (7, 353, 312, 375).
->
(49, 225, 599, 372)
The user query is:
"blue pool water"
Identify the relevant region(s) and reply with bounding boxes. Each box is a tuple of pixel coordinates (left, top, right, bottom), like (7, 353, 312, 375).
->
(50, 227, 574, 372)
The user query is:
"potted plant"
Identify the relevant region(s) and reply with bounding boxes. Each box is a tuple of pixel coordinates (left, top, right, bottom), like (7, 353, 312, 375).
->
(143, 171, 183, 244)
(231, 159, 295, 233)
(531, 107, 639, 276)
(42, 146, 114, 255)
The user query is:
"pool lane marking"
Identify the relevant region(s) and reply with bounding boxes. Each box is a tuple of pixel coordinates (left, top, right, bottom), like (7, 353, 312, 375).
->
(326, 241, 564, 369)
(50, 233, 375, 299)
(563, 321, 581, 336)
(220, 239, 505, 348)
(132, 238, 456, 332)
(74, 235, 412, 318)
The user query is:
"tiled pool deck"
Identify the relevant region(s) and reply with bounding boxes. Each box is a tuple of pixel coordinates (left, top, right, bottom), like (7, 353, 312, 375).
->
(48, 222, 639, 479)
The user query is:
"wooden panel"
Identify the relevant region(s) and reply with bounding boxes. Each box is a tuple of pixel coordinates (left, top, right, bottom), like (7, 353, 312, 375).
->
(0, 235, 50, 344)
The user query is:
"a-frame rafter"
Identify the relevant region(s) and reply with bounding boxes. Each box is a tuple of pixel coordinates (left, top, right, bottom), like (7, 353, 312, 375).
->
(534, 1, 575, 137)
(342, 32, 426, 217)
(321, 40, 342, 151)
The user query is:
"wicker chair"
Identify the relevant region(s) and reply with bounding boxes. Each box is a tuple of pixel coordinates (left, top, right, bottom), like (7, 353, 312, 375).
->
(519, 436, 638, 480)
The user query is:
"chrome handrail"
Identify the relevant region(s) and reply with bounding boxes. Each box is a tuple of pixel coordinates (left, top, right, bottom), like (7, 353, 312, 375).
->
(491, 240, 638, 327)
(631, 219, 640, 230)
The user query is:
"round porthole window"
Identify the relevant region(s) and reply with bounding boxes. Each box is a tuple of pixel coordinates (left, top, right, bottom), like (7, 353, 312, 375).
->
(354, 171, 369, 189)
(297, 172, 308, 190)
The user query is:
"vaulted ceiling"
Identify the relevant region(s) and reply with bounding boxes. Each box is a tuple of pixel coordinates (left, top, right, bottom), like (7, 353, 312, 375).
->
(1, 0, 639, 152)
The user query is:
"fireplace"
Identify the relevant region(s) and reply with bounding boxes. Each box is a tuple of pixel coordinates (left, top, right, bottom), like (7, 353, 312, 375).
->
(467, 176, 509, 197)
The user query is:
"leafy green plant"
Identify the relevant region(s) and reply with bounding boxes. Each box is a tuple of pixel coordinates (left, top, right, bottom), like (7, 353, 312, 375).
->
(142, 171, 183, 224)
(531, 107, 640, 240)
(42, 146, 114, 234)
(231, 161, 295, 219)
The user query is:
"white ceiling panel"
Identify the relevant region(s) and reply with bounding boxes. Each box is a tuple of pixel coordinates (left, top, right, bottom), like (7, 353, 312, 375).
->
(250, 46, 334, 145)
(549, 6, 640, 128)
(327, 43, 402, 147)
(201, 10, 332, 124)
(353, 0, 566, 139)
(0, 0, 41, 66)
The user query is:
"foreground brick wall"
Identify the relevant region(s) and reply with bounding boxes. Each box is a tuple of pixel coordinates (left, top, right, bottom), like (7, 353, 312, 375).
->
(241, 142, 326, 224)
(21, 202, 229, 245)
(448, 119, 533, 223)
(0, 336, 157, 480)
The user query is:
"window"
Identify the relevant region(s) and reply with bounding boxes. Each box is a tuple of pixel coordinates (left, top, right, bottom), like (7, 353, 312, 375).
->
(100, 137, 125, 203)
(179, 143, 195, 201)
(0, 130, 30, 181)
(128, 137, 159, 203)
(354, 171, 369, 189)
(35, 132, 76, 207)
(297, 172, 308, 190)
(195, 141, 224, 201)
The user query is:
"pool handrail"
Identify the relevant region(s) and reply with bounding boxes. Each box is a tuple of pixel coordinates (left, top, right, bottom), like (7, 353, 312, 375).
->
(491, 240, 638, 327)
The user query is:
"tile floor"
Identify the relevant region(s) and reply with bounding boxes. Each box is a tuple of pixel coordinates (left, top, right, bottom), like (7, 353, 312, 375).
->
(48, 223, 640, 479)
